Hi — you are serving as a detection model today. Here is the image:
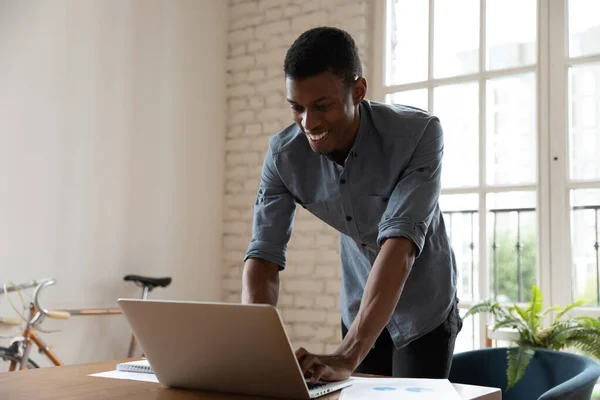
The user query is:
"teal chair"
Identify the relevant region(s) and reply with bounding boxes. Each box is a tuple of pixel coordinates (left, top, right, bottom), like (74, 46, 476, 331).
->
(449, 347, 600, 400)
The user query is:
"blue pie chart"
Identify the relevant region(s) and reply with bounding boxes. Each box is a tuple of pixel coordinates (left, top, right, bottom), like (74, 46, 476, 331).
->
(373, 387, 397, 391)
(405, 387, 433, 392)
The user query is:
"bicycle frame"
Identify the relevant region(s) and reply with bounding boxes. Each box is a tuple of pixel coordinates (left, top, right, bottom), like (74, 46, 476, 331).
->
(1, 275, 167, 370)
(10, 304, 62, 371)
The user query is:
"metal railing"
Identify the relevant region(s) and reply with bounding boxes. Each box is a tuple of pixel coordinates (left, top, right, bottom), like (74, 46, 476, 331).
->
(443, 205, 600, 305)
(572, 205, 600, 305)
(443, 207, 535, 303)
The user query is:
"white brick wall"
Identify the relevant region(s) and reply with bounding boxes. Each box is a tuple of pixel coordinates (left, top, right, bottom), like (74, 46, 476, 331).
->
(223, 0, 374, 354)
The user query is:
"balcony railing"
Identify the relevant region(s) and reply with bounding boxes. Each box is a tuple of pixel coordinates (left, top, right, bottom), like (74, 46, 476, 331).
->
(443, 205, 600, 305)
(443, 207, 535, 303)
(572, 205, 600, 305)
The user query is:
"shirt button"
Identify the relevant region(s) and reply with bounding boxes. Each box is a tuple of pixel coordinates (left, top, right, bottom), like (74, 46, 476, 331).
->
(346, 216, 353, 221)
(340, 178, 346, 184)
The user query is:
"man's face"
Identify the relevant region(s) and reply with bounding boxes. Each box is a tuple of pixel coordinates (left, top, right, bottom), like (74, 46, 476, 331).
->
(286, 71, 365, 155)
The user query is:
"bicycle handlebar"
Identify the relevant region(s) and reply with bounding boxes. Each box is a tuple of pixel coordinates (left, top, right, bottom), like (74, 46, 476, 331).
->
(32, 278, 71, 320)
(0, 278, 54, 295)
(0, 316, 21, 326)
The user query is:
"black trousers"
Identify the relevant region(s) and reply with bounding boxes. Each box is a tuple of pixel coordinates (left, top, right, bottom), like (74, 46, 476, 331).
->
(341, 299, 463, 378)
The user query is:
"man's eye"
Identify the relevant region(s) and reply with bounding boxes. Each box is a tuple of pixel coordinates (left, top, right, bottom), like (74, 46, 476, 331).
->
(315, 104, 330, 111)
(291, 105, 304, 112)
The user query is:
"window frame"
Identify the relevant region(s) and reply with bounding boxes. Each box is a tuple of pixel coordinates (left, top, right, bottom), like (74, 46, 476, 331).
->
(370, 0, 600, 350)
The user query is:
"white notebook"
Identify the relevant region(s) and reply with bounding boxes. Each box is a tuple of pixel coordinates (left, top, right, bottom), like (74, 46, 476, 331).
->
(116, 359, 153, 374)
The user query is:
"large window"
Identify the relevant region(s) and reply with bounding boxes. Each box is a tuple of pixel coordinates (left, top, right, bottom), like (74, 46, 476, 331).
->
(372, 0, 600, 352)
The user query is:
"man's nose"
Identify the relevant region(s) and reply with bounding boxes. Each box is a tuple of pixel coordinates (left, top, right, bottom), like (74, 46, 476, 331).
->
(302, 110, 320, 132)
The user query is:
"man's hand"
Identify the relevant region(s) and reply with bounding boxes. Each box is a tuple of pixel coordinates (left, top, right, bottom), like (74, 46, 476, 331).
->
(295, 347, 356, 383)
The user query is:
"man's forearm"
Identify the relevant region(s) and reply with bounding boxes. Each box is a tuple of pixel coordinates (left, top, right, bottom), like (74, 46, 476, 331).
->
(241, 258, 280, 306)
(336, 237, 415, 368)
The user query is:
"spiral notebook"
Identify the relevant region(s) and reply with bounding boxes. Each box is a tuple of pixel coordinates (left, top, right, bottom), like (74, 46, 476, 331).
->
(116, 359, 153, 374)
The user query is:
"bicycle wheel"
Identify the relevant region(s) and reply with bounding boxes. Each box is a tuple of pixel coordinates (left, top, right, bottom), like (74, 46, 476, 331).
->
(0, 346, 39, 370)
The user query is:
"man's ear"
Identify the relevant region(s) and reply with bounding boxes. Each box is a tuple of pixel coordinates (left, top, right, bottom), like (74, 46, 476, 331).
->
(353, 77, 367, 105)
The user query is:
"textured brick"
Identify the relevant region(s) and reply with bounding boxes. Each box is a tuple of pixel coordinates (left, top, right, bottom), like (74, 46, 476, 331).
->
(258, 0, 282, 11)
(291, 11, 329, 32)
(256, 21, 290, 39)
(230, 2, 259, 20)
(230, 27, 255, 44)
(227, 55, 255, 71)
(285, 279, 324, 293)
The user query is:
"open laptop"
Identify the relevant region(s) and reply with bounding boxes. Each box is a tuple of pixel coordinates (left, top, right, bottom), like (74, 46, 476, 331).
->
(117, 299, 353, 399)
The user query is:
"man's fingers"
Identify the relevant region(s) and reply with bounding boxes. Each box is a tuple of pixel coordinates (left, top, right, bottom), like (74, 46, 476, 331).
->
(311, 363, 328, 383)
(299, 353, 319, 375)
(295, 347, 309, 361)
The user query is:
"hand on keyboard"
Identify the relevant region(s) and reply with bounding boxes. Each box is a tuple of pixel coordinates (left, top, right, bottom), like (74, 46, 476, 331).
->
(295, 347, 355, 384)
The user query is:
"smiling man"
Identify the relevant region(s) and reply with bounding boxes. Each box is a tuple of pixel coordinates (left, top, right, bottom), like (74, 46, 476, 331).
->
(241, 27, 461, 383)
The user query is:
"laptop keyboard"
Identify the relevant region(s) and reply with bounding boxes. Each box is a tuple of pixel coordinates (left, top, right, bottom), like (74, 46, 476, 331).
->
(306, 381, 328, 390)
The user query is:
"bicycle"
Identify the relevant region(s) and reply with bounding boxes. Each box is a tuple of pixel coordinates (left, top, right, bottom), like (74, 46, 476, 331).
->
(0, 274, 171, 371)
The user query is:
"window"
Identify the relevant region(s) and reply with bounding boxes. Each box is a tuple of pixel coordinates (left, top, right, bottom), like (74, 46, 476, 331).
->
(372, 0, 600, 352)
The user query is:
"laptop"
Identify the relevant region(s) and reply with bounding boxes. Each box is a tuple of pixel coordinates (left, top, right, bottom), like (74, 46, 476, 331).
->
(117, 299, 353, 399)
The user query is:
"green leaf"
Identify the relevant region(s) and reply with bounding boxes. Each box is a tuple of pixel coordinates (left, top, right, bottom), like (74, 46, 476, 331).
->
(493, 317, 535, 341)
(511, 304, 529, 324)
(546, 318, 600, 353)
(527, 284, 544, 331)
(554, 300, 585, 322)
(506, 346, 535, 391)
(464, 300, 498, 319)
(542, 305, 563, 317)
(569, 332, 600, 359)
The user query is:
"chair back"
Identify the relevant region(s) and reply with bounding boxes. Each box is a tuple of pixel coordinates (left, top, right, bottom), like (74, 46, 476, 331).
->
(449, 347, 600, 400)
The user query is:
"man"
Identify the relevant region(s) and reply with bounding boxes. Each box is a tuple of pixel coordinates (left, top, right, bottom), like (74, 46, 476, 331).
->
(241, 26, 461, 383)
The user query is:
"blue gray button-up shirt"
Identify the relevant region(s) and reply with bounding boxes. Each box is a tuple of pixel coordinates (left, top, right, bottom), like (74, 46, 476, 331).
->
(244, 100, 457, 348)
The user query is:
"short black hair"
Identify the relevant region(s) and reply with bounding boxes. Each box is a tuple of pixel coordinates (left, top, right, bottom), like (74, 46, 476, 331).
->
(284, 26, 362, 84)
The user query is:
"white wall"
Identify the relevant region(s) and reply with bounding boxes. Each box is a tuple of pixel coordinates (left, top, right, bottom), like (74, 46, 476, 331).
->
(0, 0, 227, 367)
(222, 0, 373, 354)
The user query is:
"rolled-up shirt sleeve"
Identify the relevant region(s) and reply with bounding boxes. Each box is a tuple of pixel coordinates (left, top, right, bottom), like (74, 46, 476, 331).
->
(377, 117, 444, 257)
(244, 142, 296, 270)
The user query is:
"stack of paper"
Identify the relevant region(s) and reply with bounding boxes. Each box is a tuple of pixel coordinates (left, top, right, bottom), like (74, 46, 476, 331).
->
(90, 370, 159, 383)
(340, 377, 463, 400)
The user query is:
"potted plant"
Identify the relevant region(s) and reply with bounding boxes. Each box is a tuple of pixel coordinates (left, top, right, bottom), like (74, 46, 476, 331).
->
(465, 284, 600, 390)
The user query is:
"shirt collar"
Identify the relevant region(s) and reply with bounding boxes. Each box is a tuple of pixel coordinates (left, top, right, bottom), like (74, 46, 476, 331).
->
(324, 100, 371, 164)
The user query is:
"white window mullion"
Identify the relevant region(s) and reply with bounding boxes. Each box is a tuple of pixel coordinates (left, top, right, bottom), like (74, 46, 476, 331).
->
(477, 0, 489, 349)
(537, 0, 553, 316)
(370, 0, 387, 103)
(548, 0, 572, 307)
(381, 65, 537, 96)
(568, 53, 600, 66)
(568, 180, 600, 190)
(428, 0, 435, 112)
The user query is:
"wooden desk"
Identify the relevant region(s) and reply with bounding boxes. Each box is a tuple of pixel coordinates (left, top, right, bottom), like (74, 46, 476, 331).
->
(0, 359, 501, 400)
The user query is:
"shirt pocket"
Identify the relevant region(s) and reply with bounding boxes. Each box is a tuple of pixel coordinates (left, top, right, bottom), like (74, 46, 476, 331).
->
(301, 197, 347, 233)
(303, 201, 330, 221)
(354, 195, 389, 237)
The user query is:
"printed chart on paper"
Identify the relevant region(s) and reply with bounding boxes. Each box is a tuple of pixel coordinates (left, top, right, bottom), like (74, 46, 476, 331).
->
(339, 377, 463, 400)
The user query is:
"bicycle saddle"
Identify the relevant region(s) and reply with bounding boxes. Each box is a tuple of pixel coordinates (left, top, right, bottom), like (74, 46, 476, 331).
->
(123, 275, 172, 288)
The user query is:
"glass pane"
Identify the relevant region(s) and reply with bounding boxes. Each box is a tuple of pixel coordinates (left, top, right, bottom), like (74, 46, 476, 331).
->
(433, 0, 479, 78)
(387, 0, 428, 85)
(487, 191, 538, 304)
(486, 73, 536, 185)
(434, 82, 479, 188)
(486, 0, 536, 70)
(440, 194, 479, 302)
(454, 307, 480, 353)
(386, 89, 428, 111)
(569, 64, 600, 181)
(569, 0, 600, 57)
(570, 189, 600, 306)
